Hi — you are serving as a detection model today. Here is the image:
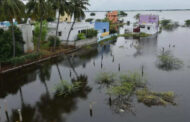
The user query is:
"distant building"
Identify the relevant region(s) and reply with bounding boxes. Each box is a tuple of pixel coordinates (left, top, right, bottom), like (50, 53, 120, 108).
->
(48, 22, 94, 42)
(106, 11, 118, 23)
(139, 14, 159, 34)
(56, 11, 72, 22)
(94, 22, 109, 38)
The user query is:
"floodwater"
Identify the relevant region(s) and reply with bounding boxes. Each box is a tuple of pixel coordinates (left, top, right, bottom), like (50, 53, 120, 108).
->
(0, 11, 190, 122)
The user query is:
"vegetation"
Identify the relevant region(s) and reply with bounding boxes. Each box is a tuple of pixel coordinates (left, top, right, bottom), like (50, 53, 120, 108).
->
(119, 11, 128, 17)
(77, 29, 97, 40)
(0, 0, 25, 57)
(99, 35, 118, 44)
(96, 72, 116, 88)
(0, 27, 24, 62)
(185, 20, 190, 27)
(134, 13, 140, 20)
(47, 36, 61, 47)
(157, 50, 183, 71)
(160, 19, 179, 30)
(55, 80, 81, 96)
(77, 33, 86, 40)
(90, 12, 96, 16)
(2, 53, 41, 65)
(119, 32, 151, 38)
(136, 89, 176, 107)
(85, 18, 93, 22)
(33, 21, 48, 45)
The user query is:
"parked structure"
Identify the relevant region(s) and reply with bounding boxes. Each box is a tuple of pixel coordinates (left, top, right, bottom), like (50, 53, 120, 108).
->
(48, 22, 94, 42)
(139, 14, 159, 34)
(106, 11, 118, 23)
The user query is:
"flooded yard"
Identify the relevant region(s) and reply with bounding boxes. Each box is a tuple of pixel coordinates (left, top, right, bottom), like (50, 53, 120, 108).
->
(0, 11, 190, 122)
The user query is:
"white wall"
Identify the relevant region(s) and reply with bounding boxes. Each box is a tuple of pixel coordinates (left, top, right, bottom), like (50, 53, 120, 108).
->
(18, 24, 34, 53)
(48, 22, 95, 42)
(140, 23, 158, 35)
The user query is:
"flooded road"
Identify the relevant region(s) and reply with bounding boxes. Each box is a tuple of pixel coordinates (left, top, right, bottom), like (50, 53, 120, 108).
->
(1, 12, 190, 122)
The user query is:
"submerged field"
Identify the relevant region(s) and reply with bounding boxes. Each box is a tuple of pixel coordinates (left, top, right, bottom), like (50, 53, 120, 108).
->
(0, 11, 190, 122)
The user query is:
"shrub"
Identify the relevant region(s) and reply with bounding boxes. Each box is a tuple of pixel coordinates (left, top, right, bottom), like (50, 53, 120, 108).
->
(185, 20, 190, 27)
(119, 11, 128, 17)
(86, 29, 97, 38)
(160, 19, 179, 30)
(77, 33, 86, 40)
(85, 18, 93, 22)
(47, 35, 61, 47)
(96, 72, 116, 88)
(0, 26, 25, 61)
(90, 12, 96, 16)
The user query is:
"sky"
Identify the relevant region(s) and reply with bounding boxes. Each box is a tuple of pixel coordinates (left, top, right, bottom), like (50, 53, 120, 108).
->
(89, 0, 190, 11)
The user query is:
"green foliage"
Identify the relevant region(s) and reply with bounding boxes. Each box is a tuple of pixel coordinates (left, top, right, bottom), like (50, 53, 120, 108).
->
(77, 33, 86, 40)
(185, 20, 190, 27)
(33, 21, 48, 44)
(4, 53, 41, 65)
(47, 36, 61, 47)
(55, 80, 81, 96)
(160, 19, 179, 30)
(96, 72, 116, 88)
(134, 13, 140, 20)
(85, 18, 93, 22)
(119, 32, 150, 38)
(157, 50, 183, 71)
(136, 89, 176, 106)
(86, 29, 97, 38)
(90, 12, 96, 16)
(0, 26, 24, 61)
(119, 11, 128, 17)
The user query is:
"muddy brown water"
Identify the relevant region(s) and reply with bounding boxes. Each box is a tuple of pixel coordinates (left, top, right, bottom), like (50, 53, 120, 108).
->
(1, 14, 190, 122)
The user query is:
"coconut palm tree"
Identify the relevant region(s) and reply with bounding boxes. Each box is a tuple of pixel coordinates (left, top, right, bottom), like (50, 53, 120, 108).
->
(50, 0, 71, 51)
(26, 0, 52, 52)
(66, 0, 89, 45)
(0, 0, 25, 57)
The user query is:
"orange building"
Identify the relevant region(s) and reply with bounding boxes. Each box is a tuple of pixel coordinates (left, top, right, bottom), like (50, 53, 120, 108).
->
(106, 11, 118, 23)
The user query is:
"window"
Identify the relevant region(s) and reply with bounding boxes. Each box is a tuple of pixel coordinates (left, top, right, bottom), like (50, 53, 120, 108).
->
(147, 27, 150, 30)
(59, 32, 62, 36)
(140, 25, 145, 28)
(103, 28, 106, 32)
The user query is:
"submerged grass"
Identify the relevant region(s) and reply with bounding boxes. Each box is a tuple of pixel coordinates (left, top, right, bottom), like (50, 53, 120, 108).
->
(96, 72, 116, 88)
(136, 89, 176, 107)
(157, 50, 183, 71)
(119, 32, 151, 38)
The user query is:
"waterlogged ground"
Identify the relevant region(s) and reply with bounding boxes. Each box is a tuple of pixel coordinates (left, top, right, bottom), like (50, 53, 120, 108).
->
(1, 12, 190, 122)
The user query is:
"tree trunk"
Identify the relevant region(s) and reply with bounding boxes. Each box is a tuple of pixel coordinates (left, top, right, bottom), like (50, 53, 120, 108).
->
(56, 63, 63, 81)
(54, 11, 61, 51)
(37, 17, 43, 52)
(66, 19, 76, 46)
(11, 21, 16, 57)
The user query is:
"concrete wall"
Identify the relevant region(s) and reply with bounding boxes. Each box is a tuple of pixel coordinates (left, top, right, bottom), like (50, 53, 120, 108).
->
(140, 23, 158, 35)
(48, 22, 95, 42)
(18, 24, 34, 53)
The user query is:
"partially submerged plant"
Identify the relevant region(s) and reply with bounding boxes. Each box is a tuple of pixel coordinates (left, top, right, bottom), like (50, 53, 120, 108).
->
(136, 88, 176, 107)
(96, 72, 116, 88)
(55, 80, 81, 96)
(157, 51, 183, 71)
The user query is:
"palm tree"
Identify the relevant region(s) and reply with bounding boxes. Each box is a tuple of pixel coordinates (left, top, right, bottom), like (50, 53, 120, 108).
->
(0, 0, 25, 57)
(26, 0, 52, 52)
(66, 0, 89, 45)
(50, 0, 71, 51)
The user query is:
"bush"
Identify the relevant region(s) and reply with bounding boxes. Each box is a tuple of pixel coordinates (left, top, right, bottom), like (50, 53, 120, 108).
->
(85, 18, 93, 22)
(90, 12, 96, 16)
(86, 29, 97, 38)
(33, 21, 48, 44)
(47, 36, 61, 47)
(4, 53, 41, 65)
(77, 33, 86, 40)
(119, 11, 127, 17)
(185, 20, 190, 27)
(0, 26, 25, 62)
(160, 19, 179, 30)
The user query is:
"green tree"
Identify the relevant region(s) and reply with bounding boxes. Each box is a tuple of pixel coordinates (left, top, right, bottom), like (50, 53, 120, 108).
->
(26, 0, 52, 52)
(50, 0, 71, 51)
(66, 0, 89, 45)
(0, 0, 25, 57)
(185, 20, 190, 27)
(134, 13, 140, 20)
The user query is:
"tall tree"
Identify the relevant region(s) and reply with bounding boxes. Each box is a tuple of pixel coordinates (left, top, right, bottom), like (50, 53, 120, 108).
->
(26, 0, 52, 52)
(50, 0, 71, 51)
(66, 0, 89, 45)
(0, 0, 25, 57)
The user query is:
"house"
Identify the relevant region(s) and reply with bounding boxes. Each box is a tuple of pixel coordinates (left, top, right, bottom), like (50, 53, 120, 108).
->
(56, 11, 72, 23)
(48, 22, 94, 42)
(94, 22, 109, 38)
(139, 15, 159, 34)
(106, 11, 118, 23)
